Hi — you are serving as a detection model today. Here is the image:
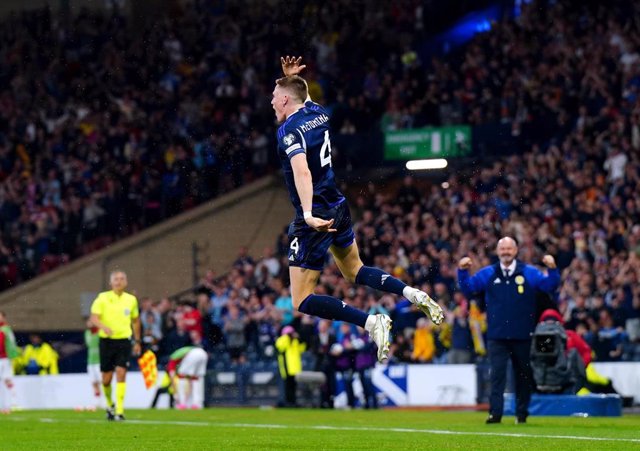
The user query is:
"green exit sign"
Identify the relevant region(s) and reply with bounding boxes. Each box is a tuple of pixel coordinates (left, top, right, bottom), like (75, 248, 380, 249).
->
(384, 126, 472, 160)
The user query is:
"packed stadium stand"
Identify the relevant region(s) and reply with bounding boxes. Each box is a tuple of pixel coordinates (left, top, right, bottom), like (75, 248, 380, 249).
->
(140, 0, 639, 366)
(0, 0, 638, 408)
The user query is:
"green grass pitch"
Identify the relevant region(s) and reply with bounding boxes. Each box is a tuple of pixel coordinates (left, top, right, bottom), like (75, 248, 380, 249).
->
(2, 408, 638, 450)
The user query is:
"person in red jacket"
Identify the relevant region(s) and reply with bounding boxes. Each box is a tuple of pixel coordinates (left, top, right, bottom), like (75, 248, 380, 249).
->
(538, 309, 617, 394)
(178, 301, 203, 345)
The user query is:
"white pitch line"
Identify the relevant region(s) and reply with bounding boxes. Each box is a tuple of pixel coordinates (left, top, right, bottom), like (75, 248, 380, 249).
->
(7, 416, 640, 444)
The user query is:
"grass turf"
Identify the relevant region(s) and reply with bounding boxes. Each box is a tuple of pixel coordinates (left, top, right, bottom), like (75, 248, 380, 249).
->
(2, 408, 639, 450)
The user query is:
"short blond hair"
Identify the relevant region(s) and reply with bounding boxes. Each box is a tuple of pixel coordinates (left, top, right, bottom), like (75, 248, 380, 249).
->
(276, 75, 308, 103)
(110, 270, 127, 281)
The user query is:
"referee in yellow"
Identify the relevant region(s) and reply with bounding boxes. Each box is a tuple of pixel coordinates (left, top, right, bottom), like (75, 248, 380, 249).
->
(90, 270, 141, 421)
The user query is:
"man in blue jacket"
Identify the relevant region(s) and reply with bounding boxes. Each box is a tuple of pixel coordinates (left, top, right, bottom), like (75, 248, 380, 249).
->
(458, 237, 559, 424)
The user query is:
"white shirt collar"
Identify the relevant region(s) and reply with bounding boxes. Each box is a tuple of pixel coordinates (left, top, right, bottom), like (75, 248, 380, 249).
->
(501, 260, 517, 275)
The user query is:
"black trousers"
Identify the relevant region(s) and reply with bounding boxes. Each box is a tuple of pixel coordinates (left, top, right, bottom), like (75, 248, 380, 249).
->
(358, 369, 378, 409)
(151, 387, 174, 409)
(320, 368, 336, 408)
(488, 339, 533, 418)
(340, 369, 356, 408)
(284, 376, 297, 406)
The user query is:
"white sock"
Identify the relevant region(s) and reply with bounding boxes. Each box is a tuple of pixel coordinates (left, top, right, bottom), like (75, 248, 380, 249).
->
(178, 379, 190, 405)
(0, 383, 7, 411)
(403, 286, 417, 300)
(364, 315, 376, 332)
(8, 384, 16, 408)
(192, 378, 204, 407)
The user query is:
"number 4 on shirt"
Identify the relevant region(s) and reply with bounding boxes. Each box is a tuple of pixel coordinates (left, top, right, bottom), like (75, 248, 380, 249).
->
(320, 130, 332, 167)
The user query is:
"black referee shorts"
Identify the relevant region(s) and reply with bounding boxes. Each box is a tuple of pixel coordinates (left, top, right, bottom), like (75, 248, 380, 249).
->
(99, 338, 132, 372)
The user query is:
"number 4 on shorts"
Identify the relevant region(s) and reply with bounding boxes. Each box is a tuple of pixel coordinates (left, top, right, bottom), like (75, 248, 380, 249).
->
(289, 237, 299, 260)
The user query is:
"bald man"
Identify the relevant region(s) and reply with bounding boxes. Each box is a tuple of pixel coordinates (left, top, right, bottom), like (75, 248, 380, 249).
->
(457, 237, 559, 425)
(90, 270, 141, 421)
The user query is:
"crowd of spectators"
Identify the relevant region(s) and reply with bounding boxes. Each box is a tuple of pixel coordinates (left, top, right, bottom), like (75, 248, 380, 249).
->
(146, 131, 640, 366)
(0, 0, 483, 292)
(0, 1, 295, 290)
(132, 0, 640, 371)
(2, 0, 582, 292)
(0, 0, 638, 376)
(0, 0, 583, 288)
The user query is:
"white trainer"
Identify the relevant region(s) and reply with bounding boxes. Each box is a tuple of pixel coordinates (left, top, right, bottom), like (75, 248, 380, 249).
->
(409, 290, 444, 325)
(368, 314, 392, 363)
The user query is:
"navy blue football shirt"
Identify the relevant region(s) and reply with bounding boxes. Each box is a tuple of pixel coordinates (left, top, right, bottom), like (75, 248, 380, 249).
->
(276, 101, 345, 216)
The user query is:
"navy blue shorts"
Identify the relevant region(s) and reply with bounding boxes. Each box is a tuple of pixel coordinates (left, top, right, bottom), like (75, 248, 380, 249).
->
(287, 200, 355, 271)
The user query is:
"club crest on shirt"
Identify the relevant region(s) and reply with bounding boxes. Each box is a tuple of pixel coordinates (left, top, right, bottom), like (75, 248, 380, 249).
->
(124, 308, 130, 316)
(283, 134, 296, 146)
(515, 275, 525, 285)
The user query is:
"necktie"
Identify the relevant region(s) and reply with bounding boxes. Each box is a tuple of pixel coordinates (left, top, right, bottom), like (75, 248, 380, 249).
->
(504, 269, 510, 278)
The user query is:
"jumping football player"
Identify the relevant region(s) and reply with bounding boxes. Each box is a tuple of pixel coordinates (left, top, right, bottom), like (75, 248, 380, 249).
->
(271, 56, 444, 363)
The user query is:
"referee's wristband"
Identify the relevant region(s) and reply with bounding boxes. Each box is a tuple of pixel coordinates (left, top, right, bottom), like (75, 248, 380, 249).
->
(303, 211, 312, 219)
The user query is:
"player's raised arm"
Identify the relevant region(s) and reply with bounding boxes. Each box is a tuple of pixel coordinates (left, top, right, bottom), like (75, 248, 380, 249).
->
(281, 55, 312, 103)
(281, 55, 306, 76)
(290, 153, 335, 233)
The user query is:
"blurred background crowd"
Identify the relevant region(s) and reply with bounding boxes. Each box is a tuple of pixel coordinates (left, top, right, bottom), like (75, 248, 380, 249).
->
(128, 0, 640, 367)
(1, 0, 639, 380)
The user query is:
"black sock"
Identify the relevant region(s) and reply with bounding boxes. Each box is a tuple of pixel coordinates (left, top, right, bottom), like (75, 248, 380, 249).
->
(298, 294, 368, 328)
(355, 266, 407, 295)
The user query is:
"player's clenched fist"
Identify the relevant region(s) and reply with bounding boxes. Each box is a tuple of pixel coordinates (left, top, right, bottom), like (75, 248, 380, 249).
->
(458, 257, 472, 270)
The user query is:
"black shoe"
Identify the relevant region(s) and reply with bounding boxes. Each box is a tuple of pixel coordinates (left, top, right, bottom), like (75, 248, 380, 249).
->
(114, 414, 125, 421)
(516, 416, 527, 424)
(106, 407, 115, 421)
(485, 414, 502, 424)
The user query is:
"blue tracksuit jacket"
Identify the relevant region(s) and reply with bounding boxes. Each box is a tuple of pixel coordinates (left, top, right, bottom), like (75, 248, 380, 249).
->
(457, 261, 559, 340)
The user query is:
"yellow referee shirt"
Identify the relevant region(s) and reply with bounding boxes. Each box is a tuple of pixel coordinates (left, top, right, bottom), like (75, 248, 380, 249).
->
(90, 291, 139, 339)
